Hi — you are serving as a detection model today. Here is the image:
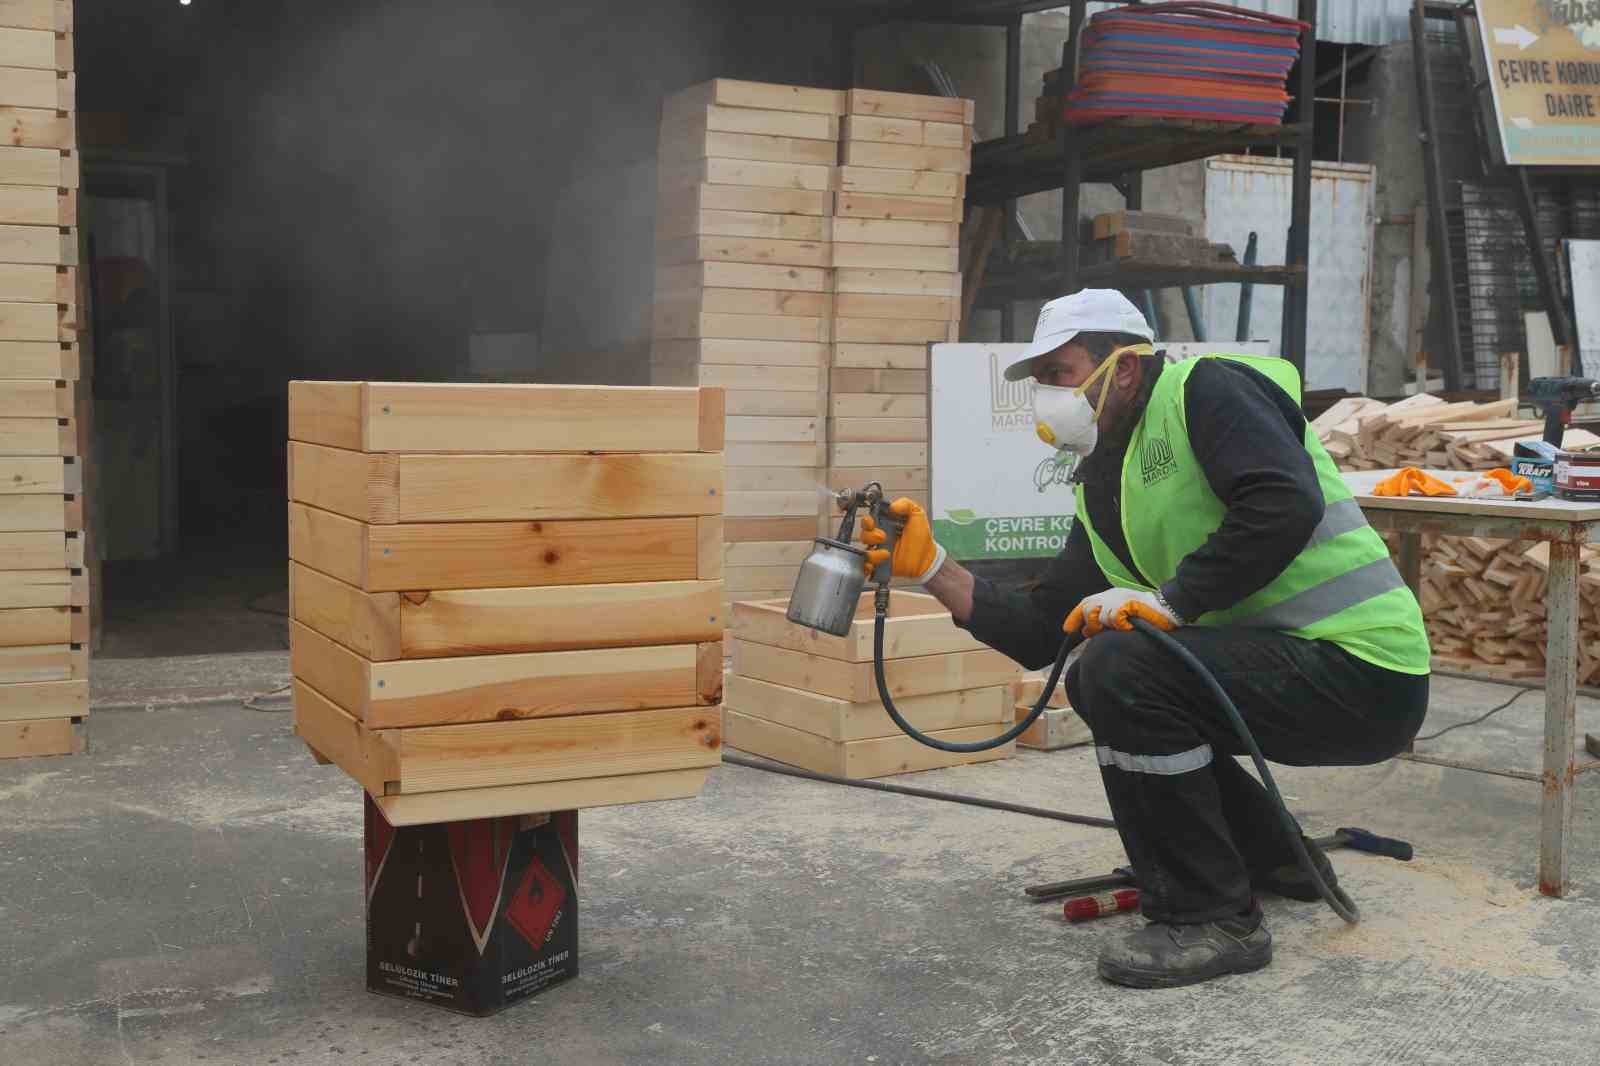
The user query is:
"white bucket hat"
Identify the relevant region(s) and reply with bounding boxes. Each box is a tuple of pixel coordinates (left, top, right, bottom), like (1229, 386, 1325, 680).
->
(1002, 289, 1155, 382)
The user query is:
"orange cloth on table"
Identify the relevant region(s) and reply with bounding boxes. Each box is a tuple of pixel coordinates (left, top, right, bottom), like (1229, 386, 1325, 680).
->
(1371, 467, 1458, 497)
(1453, 468, 1533, 497)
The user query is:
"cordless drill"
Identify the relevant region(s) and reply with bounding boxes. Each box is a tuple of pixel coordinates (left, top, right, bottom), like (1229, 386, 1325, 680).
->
(1530, 376, 1600, 447)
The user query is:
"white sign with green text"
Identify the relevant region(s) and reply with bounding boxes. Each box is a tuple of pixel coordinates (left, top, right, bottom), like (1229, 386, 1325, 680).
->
(929, 343, 1076, 561)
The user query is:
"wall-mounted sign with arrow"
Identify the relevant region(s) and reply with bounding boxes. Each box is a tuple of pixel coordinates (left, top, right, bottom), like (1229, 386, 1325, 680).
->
(1476, 0, 1600, 166)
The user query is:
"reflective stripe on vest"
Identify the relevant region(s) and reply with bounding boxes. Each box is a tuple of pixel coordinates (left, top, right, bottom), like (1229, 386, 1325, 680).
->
(1229, 555, 1407, 631)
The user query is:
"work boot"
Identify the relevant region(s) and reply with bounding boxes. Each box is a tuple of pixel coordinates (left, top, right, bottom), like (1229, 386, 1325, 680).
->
(1252, 835, 1338, 902)
(1097, 905, 1272, 989)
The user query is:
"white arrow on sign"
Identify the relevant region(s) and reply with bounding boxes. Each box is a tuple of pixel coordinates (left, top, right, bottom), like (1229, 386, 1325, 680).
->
(1494, 24, 1539, 50)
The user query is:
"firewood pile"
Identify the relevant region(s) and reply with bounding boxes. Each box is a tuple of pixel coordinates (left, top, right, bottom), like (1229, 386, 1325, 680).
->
(1313, 393, 1600, 685)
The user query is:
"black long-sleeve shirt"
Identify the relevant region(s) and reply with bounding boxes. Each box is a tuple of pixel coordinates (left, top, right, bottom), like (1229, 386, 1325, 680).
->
(962, 356, 1325, 670)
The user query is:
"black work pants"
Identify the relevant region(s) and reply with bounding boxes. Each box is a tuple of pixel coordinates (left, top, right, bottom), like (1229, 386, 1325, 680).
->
(1064, 626, 1428, 924)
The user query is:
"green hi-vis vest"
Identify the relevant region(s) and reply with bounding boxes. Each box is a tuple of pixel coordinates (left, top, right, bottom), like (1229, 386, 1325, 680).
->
(1075, 354, 1430, 676)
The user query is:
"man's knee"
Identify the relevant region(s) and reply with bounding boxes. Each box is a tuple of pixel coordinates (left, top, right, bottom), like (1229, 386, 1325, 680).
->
(1067, 630, 1164, 731)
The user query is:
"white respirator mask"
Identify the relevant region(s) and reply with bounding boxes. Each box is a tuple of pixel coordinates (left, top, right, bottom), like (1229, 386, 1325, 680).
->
(1032, 344, 1152, 458)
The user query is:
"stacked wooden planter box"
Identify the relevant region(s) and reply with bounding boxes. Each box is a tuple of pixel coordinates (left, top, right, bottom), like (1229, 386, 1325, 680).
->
(826, 89, 972, 525)
(652, 79, 840, 609)
(0, 1, 85, 760)
(724, 591, 1021, 777)
(287, 382, 726, 826)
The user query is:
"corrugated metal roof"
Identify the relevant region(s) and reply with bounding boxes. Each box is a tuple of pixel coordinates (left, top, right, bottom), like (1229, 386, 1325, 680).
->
(1082, 1, 1412, 46)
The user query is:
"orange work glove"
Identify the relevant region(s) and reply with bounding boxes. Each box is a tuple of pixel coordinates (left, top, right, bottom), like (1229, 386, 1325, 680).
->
(1371, 467, 1457, 497)
(1454, 468, 1533, 497)
(1064, 588, 1180, 639)
(860, 498, 946, 583)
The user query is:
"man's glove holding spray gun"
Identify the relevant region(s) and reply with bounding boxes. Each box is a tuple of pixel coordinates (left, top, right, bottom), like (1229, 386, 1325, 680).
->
(861, 499, 945, 583)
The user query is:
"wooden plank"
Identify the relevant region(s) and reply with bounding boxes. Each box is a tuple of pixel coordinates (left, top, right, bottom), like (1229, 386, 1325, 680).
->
(658, 126, 839, 166)
(834, 267, 961, 297)
(724, 516, 820, 542)
(834, 317, 951, 344)
(0, 676, 84, 720)
(830, 442, 927, 467)
(724, 389, 827, 416)
(830, 417, 927, 442)
(836, 166, 965, 199)
(0, 376, 62, 415)
(654, 287, 832, 318)
(0, 604, 69, 645)
(831, 393, 926, 418)
(725, 675, 1005, 740)
(0, 222, 72, 265)
(289, 562, 401, 661)
(669, 79, 846, 117)
(656, 234, 830, 269)
(363, 383, 709, 454)
(1092, 211, 1195, 240)
(399, 579, 723, 659)
(292, 679, 399, 795)
(366, 643, 705, 729)
(825, 466, 928, 491)
(695, 365, 822, 393)
(832, 243, 960, 272)
(724, 415, 819, 443)
(288, 501, 703, 592)
(697, 515, 723, 580)
(723, 564, 802, 593)
(0, 528, 63, 567)
(724, 540, 812, 567)
(0, 144, 72, 188)
(0, 454, 61, 491)
(665, 101, 840, 141)
(0, 263, 72, 303)
(724, 709, 1008, 778)
(731, 591, 981, 661)
(0, 716, 81, 758)
(723, 490, 818, 517)
(286, 442, 398, 524)
(657, 261, 831, 293)
(396, 452, 722, 523)
(833, 218, 958, 247)
(660, 157, 834, 193)
(652, 310, 829, 343)
(656, 207, 830, 243)
(287, 380, 363, 449)
(374, 768, 712, 826)
(730, 639, 1019, 702)
(836, 191, 961, 224)
(0, 641, 75, 683)
(848, 88, 973, 124)
(0, 340, 74, 379)
(1015, 705, 1091, 751)
(840, 141, 969, 174)
(827, 368, 928, 394)
(384, 703, 721, 795)
(922, 121, 969, 148)
(0, 26, 58, 70)
(725, 467, 824, 492)
(0, 416, 73, 456)
(653, 181, 832, 218)
(650, 337, 830, 371)
(841, 114, 924, 145)
(699, 386, 725, 452)
(0, 492, 63, 530)
(0, 2, 68, 32)
(0, 105, 69, 149)
(0, 65, 60, 110)
(834, 292, 954, 320)
(288, 621, 367, 720)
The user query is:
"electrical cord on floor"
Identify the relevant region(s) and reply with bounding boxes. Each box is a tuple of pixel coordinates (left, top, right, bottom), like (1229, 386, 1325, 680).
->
(721, 752, 1115, 828)
(1413, 687, 1532, 743)
(242, 682, 293, 711)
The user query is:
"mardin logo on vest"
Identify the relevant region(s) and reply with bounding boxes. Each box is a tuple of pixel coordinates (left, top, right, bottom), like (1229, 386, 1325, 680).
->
(1141, 418, 1178, 486)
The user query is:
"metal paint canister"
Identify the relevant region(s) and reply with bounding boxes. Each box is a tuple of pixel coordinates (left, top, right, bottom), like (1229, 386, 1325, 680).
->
(1554, 451, 1600, 501)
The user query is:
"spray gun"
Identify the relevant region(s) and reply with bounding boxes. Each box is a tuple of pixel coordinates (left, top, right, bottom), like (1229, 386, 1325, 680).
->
(786, 482, 904, 637)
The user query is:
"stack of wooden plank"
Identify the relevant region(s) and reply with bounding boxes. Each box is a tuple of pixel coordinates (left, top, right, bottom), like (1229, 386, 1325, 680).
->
(723, 591, 1021, 777)
(827, 89, 972, 527)
(0, 1, 86, 760)
(287, 381, 727, 826)
(1011, 676, 1091, 751)
(652, 79, 842, 607)
(1315, 392, 1600, 682)
(1084, 211, 1234, 269)
(1312, 394, 1600, 471)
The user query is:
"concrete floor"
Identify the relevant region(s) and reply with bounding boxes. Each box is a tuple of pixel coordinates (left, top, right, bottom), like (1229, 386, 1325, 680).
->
(3, 663, 1600, 1065)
